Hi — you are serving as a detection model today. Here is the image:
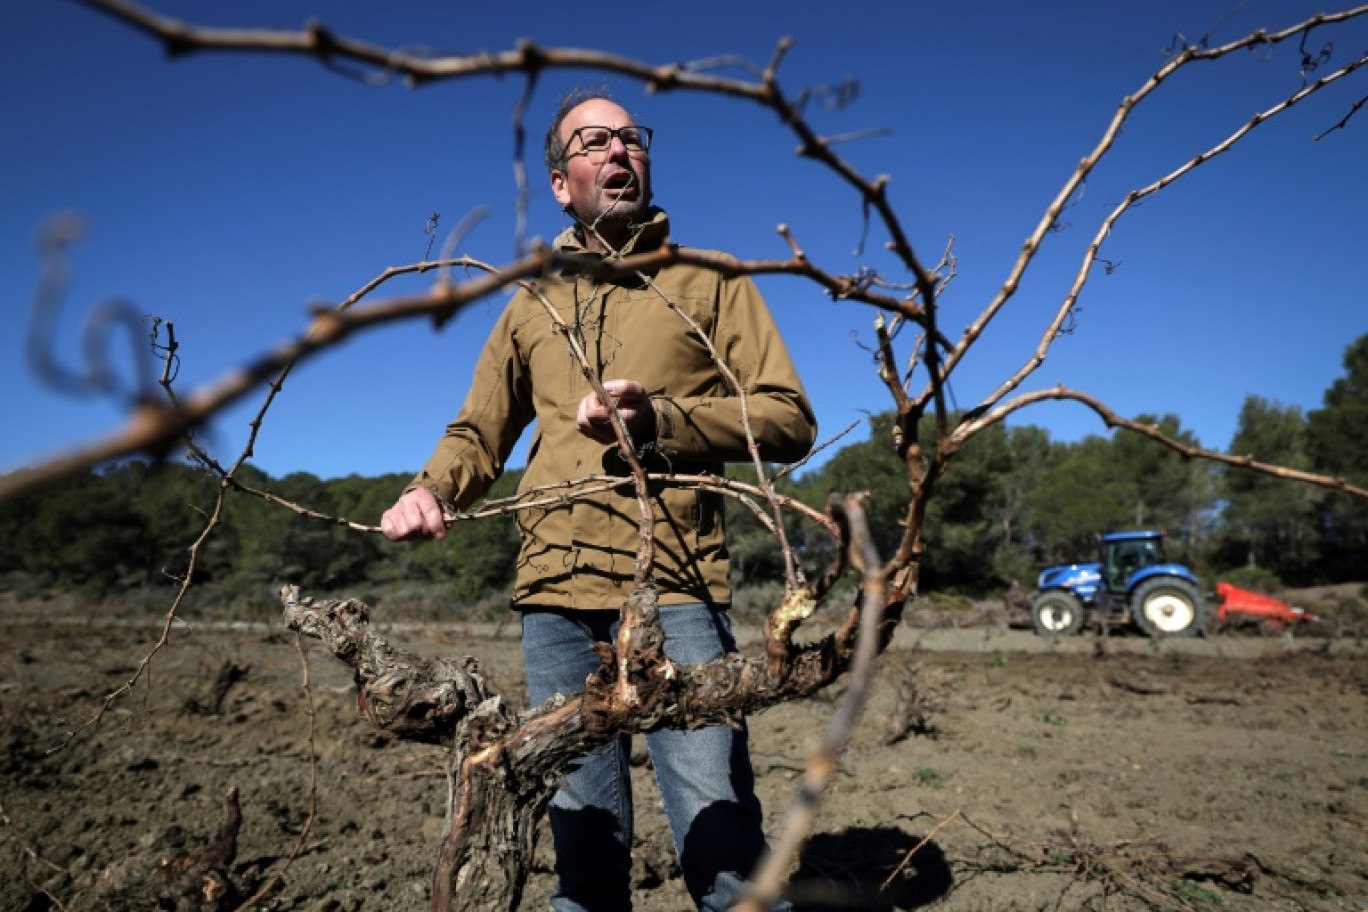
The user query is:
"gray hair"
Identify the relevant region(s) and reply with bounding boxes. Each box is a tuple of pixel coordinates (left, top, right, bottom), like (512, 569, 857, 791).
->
(544, 86, 618, 173)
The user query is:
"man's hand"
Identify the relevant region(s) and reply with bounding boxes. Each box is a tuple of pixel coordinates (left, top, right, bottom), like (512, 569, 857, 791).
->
(576, 379, 656, 445)
(380, 487, 448, 541)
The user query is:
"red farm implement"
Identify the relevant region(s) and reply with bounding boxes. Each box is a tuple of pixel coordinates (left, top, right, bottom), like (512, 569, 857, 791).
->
(1214, 582, 1316, 630)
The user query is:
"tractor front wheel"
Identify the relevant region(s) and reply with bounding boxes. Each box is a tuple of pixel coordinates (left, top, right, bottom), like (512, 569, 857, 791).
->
(1030, 591, 1085, 637)
(1133, 578, 1207, 638)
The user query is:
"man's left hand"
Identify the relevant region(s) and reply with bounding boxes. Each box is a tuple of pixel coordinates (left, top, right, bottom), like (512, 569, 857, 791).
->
(576, 379, 656, 445)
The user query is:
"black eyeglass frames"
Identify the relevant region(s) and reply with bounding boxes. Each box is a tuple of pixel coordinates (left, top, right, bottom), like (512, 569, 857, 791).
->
(566, 124, 653, 157)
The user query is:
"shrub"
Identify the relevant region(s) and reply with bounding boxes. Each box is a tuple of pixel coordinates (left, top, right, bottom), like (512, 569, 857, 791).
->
(1218, 564, 1282, 595)
(917, 590, 975, 613)
(730, 581, 786, 622)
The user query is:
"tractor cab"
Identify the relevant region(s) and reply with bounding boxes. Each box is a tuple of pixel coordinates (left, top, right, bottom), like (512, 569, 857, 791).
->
(1100, 532, 1166, 594)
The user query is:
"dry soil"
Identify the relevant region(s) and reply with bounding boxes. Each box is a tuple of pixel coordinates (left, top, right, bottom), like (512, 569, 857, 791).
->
(2, 600, 1365, 911)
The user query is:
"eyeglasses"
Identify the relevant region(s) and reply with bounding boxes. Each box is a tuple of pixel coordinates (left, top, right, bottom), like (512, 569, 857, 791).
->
(565, 124, 653, 159)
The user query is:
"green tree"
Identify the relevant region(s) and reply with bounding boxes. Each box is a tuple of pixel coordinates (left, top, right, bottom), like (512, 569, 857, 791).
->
(1109, 415, 1213, 536)
(796, 412, 911, 569)
(111, 460, 225, 584)
(221, 465, 318, 587)
(1, 469, 145, 594)
(723, 464, 797, 587)
(1026, 435, 1133, 563)
(1214, 396, 1319, 583)
(992, 425, 1057, 585)
(916, 416, 1014, 593)
(1307, 333, 1368, 580)
(407, 470, 524, 602)
(1025, 415, 1213, 568)
(793, 411, 1030, 595)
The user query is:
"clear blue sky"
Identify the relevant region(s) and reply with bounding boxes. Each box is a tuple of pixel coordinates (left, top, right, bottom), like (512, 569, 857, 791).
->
(3, 1, 1365, 484)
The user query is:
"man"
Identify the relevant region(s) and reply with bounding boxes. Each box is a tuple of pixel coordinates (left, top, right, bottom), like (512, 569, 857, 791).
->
(381, 88, 814, 911)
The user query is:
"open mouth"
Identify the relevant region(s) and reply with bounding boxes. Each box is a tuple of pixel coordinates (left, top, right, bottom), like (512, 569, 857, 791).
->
(601, 171, 637, 195)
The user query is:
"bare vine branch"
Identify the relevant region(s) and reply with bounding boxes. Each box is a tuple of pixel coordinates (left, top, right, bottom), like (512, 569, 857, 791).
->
(743, 493, 889, 909)
(973, 47, 1368, 417)
(958, 383, 1368, 501)
(935, 6, 1368, 413)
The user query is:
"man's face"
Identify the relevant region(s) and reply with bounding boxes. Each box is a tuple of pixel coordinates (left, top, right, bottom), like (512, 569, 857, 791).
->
(551, 99, 653, 243)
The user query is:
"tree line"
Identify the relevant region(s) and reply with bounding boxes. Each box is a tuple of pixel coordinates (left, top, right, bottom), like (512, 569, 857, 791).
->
(4, 333, 1364, 606)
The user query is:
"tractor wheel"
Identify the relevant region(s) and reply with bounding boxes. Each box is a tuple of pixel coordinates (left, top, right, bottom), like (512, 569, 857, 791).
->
(1030, 591, 1085, 637)
(1133, 578, 1207, 638)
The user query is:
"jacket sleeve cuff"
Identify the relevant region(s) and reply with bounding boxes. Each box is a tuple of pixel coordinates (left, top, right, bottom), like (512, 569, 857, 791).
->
(651, 395, 690, 456)
(404, 478, 454, 508)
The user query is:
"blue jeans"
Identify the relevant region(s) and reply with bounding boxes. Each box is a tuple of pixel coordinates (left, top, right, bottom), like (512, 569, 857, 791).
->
(522, 604, 784, 911)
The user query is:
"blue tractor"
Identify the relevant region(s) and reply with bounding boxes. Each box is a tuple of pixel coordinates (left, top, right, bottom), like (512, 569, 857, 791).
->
(1031, 530, 1208, 637)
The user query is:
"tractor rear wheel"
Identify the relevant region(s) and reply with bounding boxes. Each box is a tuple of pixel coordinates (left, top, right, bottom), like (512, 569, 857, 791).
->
(1133, 578, 1207, 638)
(1030, 591, 1085, 637)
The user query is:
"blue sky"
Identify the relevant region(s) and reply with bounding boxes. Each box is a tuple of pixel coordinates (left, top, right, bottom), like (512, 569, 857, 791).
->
(3, 1, 1365, 485)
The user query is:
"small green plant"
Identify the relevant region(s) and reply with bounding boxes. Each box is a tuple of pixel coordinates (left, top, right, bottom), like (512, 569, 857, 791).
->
(1171, 878, 1222, 904)
(989, 652, 1009, 668)
(1273, 768, 1294, 782)
(1042, 713, 1069, 727)
(1016, 744, 1036, 759)
(911, 767, 943, 787)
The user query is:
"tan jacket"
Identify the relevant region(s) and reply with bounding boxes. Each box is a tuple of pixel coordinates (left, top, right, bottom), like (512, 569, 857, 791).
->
(410, 209, 816, 609)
